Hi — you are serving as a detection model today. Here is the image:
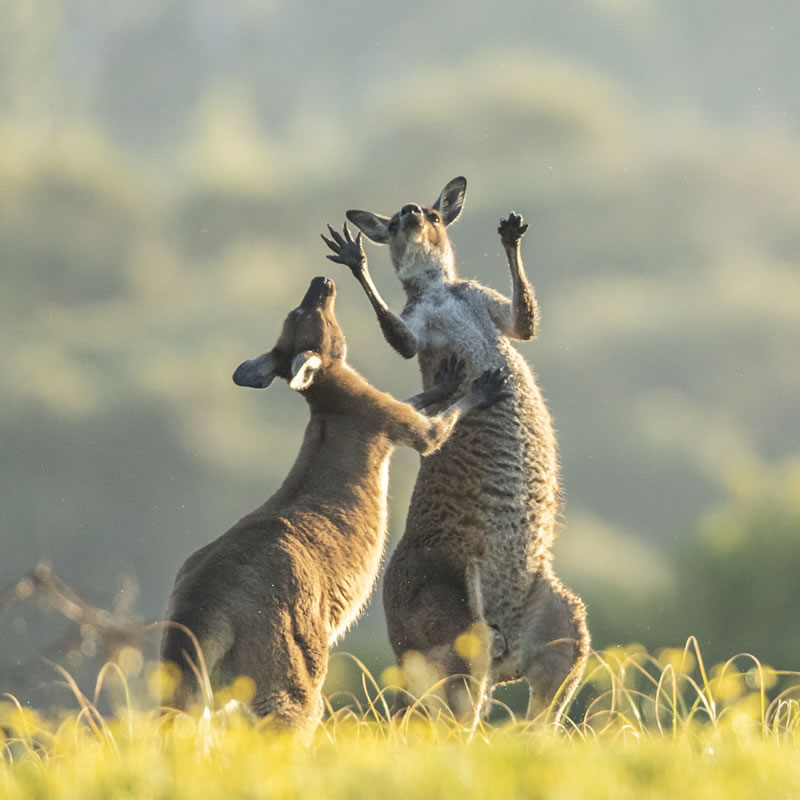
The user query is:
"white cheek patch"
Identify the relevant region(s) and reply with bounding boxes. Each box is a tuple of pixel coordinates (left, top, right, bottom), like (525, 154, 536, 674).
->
(289, 354, 322, 391)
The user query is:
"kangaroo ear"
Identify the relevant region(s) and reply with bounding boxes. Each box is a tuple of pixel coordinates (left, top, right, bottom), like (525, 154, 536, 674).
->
(346, 210, 392, 244)
(233, 351, 277, 389)
(432, 176, 467, 226)
(289, 352, 322, 391)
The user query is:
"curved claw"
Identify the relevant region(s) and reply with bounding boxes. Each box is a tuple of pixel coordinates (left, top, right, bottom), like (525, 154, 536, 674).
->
(327, 224, 345, 246)
(471, 366, 513, 408)
(321, 232, 337, 252)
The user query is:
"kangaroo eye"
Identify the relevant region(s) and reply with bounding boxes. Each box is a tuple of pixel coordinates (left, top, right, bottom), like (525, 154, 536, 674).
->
(428, 214, 440, 225)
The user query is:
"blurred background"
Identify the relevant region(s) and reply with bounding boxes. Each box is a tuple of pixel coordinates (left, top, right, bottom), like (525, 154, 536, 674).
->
(1, 0, 798, 708)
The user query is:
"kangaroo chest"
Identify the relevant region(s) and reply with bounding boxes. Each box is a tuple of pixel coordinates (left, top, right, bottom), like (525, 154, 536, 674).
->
(402, 285, 497, 379)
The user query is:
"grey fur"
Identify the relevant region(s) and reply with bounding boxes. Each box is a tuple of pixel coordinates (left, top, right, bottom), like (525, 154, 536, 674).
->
(160, 276, 507, 739)
(329, 178, 591, 725)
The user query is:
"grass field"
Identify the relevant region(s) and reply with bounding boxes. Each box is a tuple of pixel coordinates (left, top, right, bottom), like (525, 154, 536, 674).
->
(2, 641, 799, 799)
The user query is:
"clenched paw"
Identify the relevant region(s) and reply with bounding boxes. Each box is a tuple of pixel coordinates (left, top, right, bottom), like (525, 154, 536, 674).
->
(471, 367, 513, 409)
(498, 212, 529, 248)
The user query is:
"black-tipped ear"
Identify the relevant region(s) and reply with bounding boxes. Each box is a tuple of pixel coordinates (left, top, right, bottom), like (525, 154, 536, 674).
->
(233, 352, 277, 389)
(346, 210, 392, 244)
(432, 176, 467, 226)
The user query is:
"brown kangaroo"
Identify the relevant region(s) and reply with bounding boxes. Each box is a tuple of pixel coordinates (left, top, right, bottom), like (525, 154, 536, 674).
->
(324, 178, 590, 726)
(160, 275, 508, 739)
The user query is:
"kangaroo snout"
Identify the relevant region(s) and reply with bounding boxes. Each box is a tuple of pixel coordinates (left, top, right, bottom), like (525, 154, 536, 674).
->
(301, 276, 336, 308)
(401, 203, 422, 217)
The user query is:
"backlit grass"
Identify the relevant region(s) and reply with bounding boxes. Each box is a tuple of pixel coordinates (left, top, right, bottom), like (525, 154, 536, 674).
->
(1, 639, 798, 800)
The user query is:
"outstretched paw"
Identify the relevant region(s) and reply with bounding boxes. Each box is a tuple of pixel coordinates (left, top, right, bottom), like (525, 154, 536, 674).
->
(321, 223, 366, 275)
(433, 353, 466, 397)
(498, 212, 529, 249)
(470, 367, 513, 410)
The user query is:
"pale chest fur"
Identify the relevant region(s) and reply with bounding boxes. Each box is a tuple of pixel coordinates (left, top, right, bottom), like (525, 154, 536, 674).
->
(402, 283, 504, 385)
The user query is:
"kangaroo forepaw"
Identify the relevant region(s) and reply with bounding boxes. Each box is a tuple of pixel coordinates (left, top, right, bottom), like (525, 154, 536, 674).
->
(498, 212, 529, 248)
(470, 367, 513, 409)
(321, 223, 366, 274)
(433, 353, 466, 396)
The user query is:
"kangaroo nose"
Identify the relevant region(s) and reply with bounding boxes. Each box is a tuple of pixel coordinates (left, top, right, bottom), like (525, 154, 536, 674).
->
(401, 203, 422, 216)
(300, 276, 336, 309)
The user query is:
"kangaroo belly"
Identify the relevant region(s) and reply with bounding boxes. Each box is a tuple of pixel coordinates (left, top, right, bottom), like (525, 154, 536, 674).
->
(407, 385, 557, 553)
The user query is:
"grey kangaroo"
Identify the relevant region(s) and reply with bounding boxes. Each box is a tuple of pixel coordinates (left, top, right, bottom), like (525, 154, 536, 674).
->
(160, 275, 508, 739)
(323, 178, 590, 725)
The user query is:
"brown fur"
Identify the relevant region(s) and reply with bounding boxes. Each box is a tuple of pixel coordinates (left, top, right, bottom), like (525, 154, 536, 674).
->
(329, 178, 590, 725)
(160, 277, 505, 740)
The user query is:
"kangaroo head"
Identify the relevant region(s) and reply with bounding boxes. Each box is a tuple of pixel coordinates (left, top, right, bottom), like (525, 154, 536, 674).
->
(346, 176, 467, 285)
(233, 276, 347, 392)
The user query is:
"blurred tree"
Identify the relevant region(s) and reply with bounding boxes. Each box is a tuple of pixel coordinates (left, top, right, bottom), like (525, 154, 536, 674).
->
(664, 459, 800, 670)
(591, 459, 800, 670)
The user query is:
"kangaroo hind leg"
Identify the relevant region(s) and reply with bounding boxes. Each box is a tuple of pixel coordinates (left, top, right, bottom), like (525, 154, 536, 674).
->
(520, 575, 590, 724)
